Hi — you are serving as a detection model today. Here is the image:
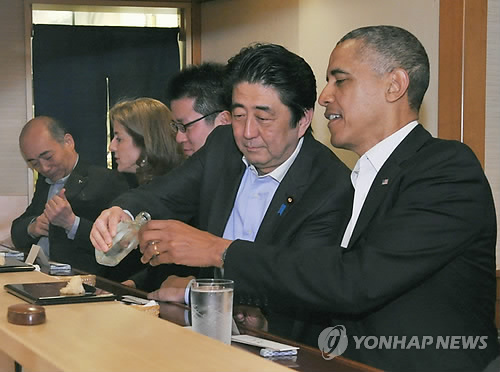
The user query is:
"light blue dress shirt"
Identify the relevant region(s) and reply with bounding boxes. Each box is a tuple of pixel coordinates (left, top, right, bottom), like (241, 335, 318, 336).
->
(222, 137, 304, 242)
(32, 160, 80, 257)
(185, 138, 304, 298)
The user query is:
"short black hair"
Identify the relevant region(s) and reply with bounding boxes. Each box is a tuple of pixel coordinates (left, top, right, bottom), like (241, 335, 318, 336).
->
(338, 25, 429, 112)
(165, 62, 228, 125)
(225, 43, 316, 128)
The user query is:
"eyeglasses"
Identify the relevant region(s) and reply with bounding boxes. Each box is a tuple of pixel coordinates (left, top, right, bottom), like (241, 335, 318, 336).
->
(170, 110, 223, 133)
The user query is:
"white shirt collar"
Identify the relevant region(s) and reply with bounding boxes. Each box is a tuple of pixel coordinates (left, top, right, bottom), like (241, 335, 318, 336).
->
(242, 137, 304, 182)
(45, 155, 79, 185)
(363, 121, 419, 173)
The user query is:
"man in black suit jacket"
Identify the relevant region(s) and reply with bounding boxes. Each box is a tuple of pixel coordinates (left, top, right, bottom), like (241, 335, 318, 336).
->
(11, 116, 129, 275)
(112, 27, 498, 371)
(91, 44, 353, 336)
(313, 26, 498, 371)
(123, 62, 232, 292)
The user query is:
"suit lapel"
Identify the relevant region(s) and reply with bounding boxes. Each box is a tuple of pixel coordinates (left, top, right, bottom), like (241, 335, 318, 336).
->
(62, 161, 89, 201)
(347, 125, 432, 248)
(254, 135, 313, 241)
(347, 164, 402, 248)
(36, 176, 51, 200)
(206, 154, 246, 236)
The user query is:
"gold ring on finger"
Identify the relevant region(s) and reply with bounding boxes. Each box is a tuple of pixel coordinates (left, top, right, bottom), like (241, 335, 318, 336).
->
(150, 241, 161, 256)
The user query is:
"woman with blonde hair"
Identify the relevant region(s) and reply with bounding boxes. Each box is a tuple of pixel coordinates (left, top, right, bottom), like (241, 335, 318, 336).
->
(109, 97, 184, 185)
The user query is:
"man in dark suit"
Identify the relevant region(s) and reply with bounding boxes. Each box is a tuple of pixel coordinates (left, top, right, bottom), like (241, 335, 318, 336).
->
(123, 27, 497, 371)
(11, 116, 129, 275)
(314, 26, 498, 371)
(122, 62, 232, 292)
(91, 44, 353, 336)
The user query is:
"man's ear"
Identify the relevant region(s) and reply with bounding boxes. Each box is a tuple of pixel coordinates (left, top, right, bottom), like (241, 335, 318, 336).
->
(386, 68, 409, 103)
(296, 108, 313, 138)
(214, 110, 232, 127)
(63, 133, 75, 148)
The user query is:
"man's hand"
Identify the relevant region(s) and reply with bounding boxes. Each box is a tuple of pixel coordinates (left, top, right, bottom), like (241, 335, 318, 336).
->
(121, 280, 136, 288)
(43, 188, 75, 231)
(90, 206, 131, 252)
(147, 275, 195, 303)
(138, 220, 232, 267)
(28, 214, 49, 238)
(234, 305, 269, 331)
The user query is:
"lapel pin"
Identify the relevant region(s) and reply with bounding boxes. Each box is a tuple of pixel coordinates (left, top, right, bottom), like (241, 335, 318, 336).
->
(278, 204, 286, 216)
(381, 178, 389, 185)
(278, 196, 294, 216)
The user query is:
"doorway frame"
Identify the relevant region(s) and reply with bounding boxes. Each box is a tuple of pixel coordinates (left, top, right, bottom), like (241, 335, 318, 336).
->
(23, 0, 199, 199)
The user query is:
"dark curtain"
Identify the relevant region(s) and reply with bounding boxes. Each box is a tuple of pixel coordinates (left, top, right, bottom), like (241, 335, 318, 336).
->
(32, 25, 180, 167)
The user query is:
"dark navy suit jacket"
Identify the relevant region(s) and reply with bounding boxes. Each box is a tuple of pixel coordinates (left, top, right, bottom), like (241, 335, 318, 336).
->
(11, 160, 129, 275)
(224, 124, 499, 371)
(112, 125, 353, 336)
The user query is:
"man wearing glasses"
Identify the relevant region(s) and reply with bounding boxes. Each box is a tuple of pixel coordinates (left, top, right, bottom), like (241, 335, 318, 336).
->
(91, 44, 353, 339)
(122, 62, 231, 291)
(167, 62, 231, 157)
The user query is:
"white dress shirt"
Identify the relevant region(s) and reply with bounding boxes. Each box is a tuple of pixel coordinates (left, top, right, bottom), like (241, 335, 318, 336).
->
(340, 121, 419, 248)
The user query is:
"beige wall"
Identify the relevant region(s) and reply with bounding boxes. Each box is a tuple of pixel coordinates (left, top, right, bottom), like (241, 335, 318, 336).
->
(200, 0, 440, 169)
(0, 0, 30, 244)
(0, 0, 29, 194)
(486, 0, 500, 266)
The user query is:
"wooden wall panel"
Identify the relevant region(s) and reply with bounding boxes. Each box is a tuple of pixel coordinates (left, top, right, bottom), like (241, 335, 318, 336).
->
(191, 1, 201, 64)
(438, 0, 488, 167)
(463, 0, 487, 165)
(438, 0, 464, 142)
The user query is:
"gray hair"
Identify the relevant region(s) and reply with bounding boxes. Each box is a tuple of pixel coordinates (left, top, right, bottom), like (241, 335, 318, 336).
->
(338, 25, 430, 112)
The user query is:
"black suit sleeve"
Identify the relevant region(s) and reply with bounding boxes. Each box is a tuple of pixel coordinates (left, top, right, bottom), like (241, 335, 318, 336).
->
(71, 169, 130, 251)
(224, 140, 496, 314)
(11, 165, 131, 275)
(229, 172, 352, 310)
(111, 131, 212, 221)
(10, 177, 49, 251)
